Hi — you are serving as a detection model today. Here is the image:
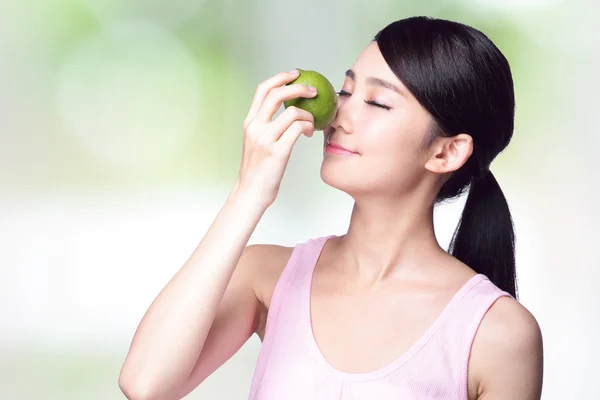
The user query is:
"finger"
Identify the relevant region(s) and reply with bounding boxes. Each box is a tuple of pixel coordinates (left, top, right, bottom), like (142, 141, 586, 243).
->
(274, 120, 315, 156)
(263, 106, 314, 142)
(254, 83, 317, 125)
(244, 70, 300, 129)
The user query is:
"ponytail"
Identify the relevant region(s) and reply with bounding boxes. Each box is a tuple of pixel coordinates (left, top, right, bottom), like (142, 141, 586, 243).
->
(447, 169, 518, 299)
(373, 17, 519, 296)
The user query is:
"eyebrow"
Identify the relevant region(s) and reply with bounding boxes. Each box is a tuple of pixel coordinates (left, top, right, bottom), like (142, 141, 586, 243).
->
(345, 69, 405, 97)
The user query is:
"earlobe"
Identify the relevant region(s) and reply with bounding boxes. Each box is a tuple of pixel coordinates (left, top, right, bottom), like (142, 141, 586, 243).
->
(424, 133, 473, 174)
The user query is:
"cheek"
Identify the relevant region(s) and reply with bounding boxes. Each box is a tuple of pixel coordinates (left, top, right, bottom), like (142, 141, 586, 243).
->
(358, 115, 422, 155)
(357, 117, 392, 149)
(363, 152, 424, 193)
(357, 119, 427, 188)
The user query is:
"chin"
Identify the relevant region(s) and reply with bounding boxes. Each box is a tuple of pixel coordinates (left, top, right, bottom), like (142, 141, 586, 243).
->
(319, 163, 363, 194)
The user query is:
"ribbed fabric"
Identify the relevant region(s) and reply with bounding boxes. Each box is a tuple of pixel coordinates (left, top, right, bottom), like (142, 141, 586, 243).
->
(248, 235, 512, 400)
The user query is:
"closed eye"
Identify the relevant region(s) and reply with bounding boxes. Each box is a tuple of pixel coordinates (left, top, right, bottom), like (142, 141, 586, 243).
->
(336, 90, 391, 110)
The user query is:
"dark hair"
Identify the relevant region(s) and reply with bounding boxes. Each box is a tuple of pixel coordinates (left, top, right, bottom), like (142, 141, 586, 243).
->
(373, 16, 518, 299)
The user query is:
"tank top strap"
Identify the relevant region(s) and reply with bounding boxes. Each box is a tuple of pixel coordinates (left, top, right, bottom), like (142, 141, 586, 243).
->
(249, 236, 329, 400)
(262, 235, 335, 341)
(429, 274, 513, 398)
(279, 235, 336, 290)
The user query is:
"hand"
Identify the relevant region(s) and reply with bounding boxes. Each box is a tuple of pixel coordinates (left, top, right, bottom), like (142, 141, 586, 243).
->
(233, 70, 317, 209)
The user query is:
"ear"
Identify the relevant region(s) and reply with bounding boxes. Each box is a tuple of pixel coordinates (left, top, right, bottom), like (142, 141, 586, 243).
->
(424, 133, 473, 174)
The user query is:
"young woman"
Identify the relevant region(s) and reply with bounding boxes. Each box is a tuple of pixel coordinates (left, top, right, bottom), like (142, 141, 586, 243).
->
(120, 16, 543, 400)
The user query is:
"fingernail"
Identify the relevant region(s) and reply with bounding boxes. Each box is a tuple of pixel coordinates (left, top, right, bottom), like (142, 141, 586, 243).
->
(308, 86, 317, 92)
(289, 69, 299, 74)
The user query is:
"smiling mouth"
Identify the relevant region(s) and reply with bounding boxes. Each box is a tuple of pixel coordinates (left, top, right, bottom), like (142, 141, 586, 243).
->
(324, 137, 360, 156)
(325, 134, 358, 154)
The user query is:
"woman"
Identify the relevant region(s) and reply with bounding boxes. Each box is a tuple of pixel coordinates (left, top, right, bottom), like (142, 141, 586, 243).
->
(119, 16, 544, 400)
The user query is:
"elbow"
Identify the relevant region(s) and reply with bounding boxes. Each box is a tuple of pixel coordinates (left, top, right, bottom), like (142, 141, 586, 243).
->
(119, 371, 149, 400)
(119, 368, 168, 400)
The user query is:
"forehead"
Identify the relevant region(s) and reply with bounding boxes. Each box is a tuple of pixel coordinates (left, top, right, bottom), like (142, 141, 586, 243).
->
(346, 42, 413, 99)
(349, 42, 398, 83)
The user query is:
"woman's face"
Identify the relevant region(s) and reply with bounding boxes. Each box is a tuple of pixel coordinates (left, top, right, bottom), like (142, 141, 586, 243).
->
(321, 41, 435, 198)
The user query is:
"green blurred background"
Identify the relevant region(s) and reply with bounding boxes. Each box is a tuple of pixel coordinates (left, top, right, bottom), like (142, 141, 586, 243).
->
(1, 0, 597, 398)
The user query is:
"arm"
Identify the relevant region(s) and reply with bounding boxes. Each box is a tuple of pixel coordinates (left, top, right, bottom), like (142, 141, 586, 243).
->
(119, 69, 317, 400)
(469, 297, 544, 400)
(118, 190, 267, 400)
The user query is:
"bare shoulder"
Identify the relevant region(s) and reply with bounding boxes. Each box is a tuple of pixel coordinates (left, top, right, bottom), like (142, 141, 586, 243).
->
(243, 243, 294, 340)
(245, 243, 294, 308)
(469, 296, 544, 399)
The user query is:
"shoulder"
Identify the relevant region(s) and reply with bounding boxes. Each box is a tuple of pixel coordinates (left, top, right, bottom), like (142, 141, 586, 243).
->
(244, 243, 295, 309)
(469, 295, 544, 399)
(242, 243, 295, 340)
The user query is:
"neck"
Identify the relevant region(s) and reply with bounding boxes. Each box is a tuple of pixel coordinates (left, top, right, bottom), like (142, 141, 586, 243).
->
(336, 191, 446, 286)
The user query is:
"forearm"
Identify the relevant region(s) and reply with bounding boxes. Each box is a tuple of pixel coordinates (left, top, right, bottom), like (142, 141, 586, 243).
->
(119, 189, 266, 398)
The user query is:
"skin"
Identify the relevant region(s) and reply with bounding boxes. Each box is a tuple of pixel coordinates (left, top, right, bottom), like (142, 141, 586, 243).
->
(119, 44, 541, 400)
(267, 41, 543, 399)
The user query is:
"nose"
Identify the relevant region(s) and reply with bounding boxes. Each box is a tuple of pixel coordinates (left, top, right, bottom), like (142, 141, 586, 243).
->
(327, 95, 354, 135)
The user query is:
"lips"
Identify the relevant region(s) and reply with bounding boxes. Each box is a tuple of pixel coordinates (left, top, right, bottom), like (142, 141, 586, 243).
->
(326, 140, 358, 154)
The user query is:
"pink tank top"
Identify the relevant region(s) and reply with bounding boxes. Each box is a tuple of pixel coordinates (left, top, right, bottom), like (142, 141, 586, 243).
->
(248, 235, 512, 400)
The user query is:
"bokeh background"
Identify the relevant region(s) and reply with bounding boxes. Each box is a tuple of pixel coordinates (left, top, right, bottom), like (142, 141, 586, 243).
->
(1, 0, 598, 398)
